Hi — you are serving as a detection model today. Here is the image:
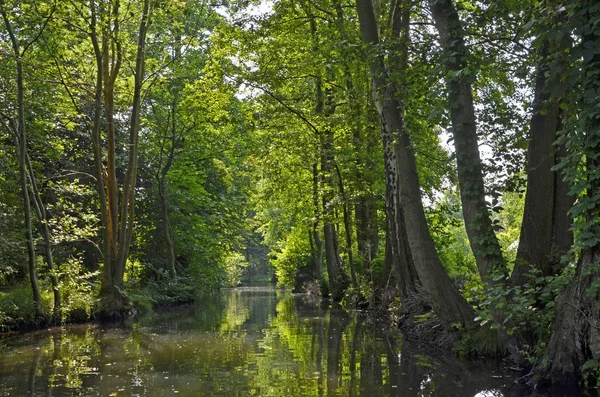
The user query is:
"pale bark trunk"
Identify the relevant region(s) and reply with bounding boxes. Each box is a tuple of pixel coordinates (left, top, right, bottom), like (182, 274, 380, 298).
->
(428, 0, 505, 282)
(356, 0, 475, 328)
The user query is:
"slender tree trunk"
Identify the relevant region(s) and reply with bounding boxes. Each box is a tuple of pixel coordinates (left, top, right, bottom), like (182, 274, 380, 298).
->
(157, 100, 178, 282)
(26, 156, 61, 318)
(1, 5, 43, 320)
(312, 163, 323, 279)
(356, 0, 475, 328)
(322, 129, 346, 296)
(335, 164, 357, 287)
(428, 0, 505, 282)
(512, 41, 573, 286)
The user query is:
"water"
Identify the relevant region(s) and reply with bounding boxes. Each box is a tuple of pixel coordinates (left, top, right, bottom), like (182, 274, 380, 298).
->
(0, 287, 527, 396)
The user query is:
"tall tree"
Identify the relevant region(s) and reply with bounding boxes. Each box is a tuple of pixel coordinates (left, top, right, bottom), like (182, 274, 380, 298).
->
(356, 0, 475, 328)
(88, 0, 152, 318)
(534, 0, 600, 386)
(511, 39, 573, 286)
(428, 0, 505, 282)
(0, 0, 59, 320)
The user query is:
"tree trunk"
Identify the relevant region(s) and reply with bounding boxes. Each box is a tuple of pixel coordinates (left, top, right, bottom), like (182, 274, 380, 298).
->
(156, 99, 178, 282)
(321, 129, 347, 298)
(512, 41, 573, 286)
(534, 8, 600, 386)
(356, 0, 475, 329)
(335, 164, 357, 287)
(1, 5, 43, 320)
(534, 250, 600, 388)
(92, 0, 151, 319)
(26, 155, 61, 318)
(312, 163, 323, 279)
(428, 0, 505, 282)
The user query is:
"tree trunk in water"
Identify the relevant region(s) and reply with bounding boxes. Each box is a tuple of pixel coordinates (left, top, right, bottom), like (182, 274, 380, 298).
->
(428, 0, 505, 282)
(512, 42, 572, 286)
(1, 6, 43, 320)
(356, 0, 475, 328)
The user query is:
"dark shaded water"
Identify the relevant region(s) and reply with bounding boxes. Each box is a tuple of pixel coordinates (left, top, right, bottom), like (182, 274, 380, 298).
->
(0, 288, 536, 396)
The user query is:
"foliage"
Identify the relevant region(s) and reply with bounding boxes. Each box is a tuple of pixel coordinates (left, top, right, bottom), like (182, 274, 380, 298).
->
(0, 283, 52, 330)
(271, 226, 312, 288)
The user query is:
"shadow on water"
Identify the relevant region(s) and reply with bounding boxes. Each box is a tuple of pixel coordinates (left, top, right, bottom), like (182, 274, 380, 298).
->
(0, 287, 584, 396)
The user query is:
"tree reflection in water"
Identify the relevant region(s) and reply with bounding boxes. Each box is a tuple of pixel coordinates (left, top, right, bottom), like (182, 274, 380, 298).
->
(0, 288, 521, 397)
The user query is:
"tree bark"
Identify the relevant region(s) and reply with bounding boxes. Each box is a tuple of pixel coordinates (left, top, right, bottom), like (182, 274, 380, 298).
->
(512, 41, 573, 286)
(356, 0, 475, 328)
(428, 0, 505, 282)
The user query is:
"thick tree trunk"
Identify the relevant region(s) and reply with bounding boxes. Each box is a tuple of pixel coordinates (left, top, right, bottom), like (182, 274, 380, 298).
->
(1, 6, 43, 320)
(382, 123, 420, 300)
(356, 0, 475, 328)
(535, 10, 600, 386)
(428, 0, 505, 282)
(534, 250, 600, 388)
(512, 42, 573, 286)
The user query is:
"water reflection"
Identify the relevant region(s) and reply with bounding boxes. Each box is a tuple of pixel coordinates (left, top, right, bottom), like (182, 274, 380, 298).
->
(0, 288, 530, 396)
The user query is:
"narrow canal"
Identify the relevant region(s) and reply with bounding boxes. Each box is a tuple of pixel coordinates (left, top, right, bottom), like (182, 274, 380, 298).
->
(0, 287, 525, 396)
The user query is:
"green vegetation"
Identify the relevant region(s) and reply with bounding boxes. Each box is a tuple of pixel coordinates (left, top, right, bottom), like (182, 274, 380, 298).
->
(1, 0, 599, 390)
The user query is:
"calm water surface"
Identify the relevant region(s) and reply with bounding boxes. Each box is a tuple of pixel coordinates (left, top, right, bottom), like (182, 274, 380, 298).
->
(0, 288, 529, 396)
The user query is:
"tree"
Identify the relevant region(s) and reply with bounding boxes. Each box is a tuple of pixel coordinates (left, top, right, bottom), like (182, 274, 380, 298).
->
(356, 0, 475, 328)
(87, 0, 151, 318)
(428, 0, 506, 282)
(511, 28, 573, 286)
(534, 0, 600, 386)
(0, 0, 60, 320)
